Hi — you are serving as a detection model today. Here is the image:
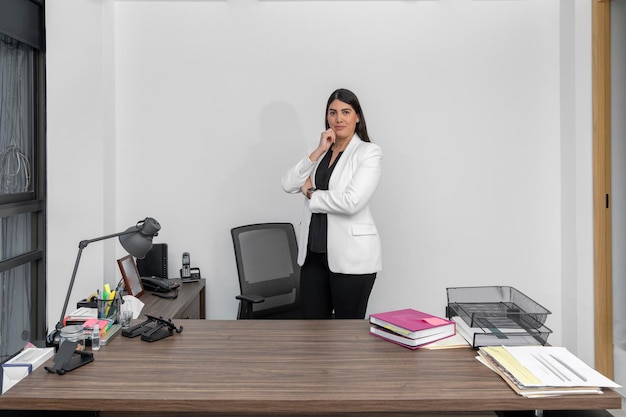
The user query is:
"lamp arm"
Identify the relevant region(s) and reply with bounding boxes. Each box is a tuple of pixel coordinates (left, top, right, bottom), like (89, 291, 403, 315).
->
(57, 228, 138, 329)
(78, 229, 138, 249)
(57, 245, 85, 329)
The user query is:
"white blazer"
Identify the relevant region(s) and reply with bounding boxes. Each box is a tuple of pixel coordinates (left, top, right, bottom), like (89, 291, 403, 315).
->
(281, 135, 382, 274)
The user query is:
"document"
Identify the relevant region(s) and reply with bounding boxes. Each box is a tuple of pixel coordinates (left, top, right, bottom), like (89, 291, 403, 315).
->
(479, 345, 621, 389)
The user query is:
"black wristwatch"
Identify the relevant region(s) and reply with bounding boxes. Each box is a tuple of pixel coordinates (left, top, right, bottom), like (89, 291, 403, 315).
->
(306, 187, 317, 199)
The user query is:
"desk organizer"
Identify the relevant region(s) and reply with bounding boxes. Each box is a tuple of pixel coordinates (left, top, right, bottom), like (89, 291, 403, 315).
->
(446, 286, 552, 347)
(97, 297, 120, 321)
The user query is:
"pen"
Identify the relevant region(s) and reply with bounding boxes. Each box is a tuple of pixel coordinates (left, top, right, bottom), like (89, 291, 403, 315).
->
(104, 290, 115, 318)
(108, 290, 117, 318)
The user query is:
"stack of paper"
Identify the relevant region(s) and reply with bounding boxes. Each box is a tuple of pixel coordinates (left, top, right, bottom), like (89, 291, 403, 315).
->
(63, 306, 97, 326)
(477, 345, 621, 398)
(422, 333, 470, 350)
(369, 308, 456, 350)
(452, 316, 547, 348)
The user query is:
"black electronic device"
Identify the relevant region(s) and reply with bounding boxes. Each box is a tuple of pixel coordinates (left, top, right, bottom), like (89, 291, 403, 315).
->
(187, 267, 201, 281)
(122, 315, 183, 342)
(181, 252, 191, 279)
(45, 341, 94, 375)
(136, 243, 168, 278)
(141, 276, 180, 293)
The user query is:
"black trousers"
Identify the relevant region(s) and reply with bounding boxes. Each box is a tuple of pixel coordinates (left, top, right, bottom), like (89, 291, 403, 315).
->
(300, 251, 376, 319)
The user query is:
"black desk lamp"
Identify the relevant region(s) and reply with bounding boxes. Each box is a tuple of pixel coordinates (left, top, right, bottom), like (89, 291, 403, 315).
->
(46, 217, 161, 346)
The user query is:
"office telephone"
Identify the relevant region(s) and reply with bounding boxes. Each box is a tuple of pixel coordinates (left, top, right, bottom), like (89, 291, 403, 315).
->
(141, 276, 180, 293)
(181, 252, 191, 279)
(180, 251, 201, 281)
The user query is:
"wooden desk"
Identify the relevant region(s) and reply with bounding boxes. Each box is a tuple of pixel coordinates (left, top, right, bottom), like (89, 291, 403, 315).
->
(139, 278, 205, 319)
(0, 320, 621, 416)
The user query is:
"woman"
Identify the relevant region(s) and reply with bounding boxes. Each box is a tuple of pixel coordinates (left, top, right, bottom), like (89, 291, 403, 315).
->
(281, 88, 382, 319)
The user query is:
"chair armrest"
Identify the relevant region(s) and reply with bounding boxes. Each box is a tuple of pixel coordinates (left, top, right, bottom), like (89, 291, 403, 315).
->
(236, 294, 265, 304)
(235, 294, 265, 319)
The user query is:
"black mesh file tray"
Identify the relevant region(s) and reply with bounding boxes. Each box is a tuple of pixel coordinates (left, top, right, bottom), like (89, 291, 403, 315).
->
(446, 286, 552, 347)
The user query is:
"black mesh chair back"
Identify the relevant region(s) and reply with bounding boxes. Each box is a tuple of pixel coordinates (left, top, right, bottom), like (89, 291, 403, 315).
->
(231, 223, 302, 319)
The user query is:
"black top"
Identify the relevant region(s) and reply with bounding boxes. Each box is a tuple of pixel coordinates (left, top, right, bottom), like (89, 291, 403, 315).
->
(308, 149, 343, 253)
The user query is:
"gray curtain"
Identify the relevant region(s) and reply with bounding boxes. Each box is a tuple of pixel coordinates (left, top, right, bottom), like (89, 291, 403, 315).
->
(0, 33, 33, 359)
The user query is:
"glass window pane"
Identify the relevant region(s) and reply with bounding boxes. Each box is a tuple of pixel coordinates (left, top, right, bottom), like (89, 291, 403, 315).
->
(0, 33, 34, 195)
(0, 264, 31, 360)
(0, 213, 31, 261)
(0, 3, 45, 355)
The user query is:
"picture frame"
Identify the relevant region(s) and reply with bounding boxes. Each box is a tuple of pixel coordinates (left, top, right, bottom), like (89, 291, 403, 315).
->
(117, 255, 144, 297)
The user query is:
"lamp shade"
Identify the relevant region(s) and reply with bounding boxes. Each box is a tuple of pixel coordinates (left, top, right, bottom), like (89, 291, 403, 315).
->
(118, 217, 161, 259)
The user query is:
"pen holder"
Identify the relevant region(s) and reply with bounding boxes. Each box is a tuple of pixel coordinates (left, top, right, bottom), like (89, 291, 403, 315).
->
(97, 297, 120, 322)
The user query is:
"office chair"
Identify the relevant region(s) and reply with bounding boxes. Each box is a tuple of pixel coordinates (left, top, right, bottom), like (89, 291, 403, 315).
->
(231, 223, 303, 319)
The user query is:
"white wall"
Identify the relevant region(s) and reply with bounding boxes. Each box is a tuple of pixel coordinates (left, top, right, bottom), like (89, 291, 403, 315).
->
(46, 0, 108, 327)
(46, 0, 596, 364)
(561, 0, 595, 365)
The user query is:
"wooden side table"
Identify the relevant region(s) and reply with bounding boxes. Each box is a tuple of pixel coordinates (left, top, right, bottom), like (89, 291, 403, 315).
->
(138, 278, 205, 319)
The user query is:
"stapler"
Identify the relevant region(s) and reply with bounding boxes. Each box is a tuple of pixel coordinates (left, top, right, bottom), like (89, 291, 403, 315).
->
(121, 315, 183, 342)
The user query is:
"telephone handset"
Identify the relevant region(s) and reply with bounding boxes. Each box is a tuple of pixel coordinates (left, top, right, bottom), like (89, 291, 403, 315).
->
(141, 276, 180, 293)
(180, 251, 201, 281)
(181, 252, 191, 279)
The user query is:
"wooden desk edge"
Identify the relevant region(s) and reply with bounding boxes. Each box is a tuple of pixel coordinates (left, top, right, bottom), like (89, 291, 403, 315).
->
(0, 320, 621, 415)
(0, 387, 620, 414)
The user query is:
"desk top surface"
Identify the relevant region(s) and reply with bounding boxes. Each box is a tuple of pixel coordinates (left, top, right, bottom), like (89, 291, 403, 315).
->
(138, 278, 205, 319)
(0, 320, 621, 414)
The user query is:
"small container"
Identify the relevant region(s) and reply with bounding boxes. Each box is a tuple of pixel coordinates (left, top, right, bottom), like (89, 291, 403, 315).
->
(119, 301, 133, 328)
(59, 325, 85, 350)
(97, 297, 120, 322)
(91, 323, 101, 351)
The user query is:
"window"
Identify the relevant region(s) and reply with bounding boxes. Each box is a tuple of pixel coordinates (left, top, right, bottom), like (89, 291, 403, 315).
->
(0, 0, 46, 361)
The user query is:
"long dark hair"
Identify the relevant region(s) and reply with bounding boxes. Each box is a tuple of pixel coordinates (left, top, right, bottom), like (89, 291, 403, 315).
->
(324, 88, 371, 143)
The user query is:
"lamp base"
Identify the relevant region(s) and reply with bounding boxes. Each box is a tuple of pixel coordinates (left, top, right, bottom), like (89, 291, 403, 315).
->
(45, 326, 62, 350)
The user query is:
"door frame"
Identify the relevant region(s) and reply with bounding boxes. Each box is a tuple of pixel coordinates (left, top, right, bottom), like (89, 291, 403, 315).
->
(592, 0, 613, 378)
